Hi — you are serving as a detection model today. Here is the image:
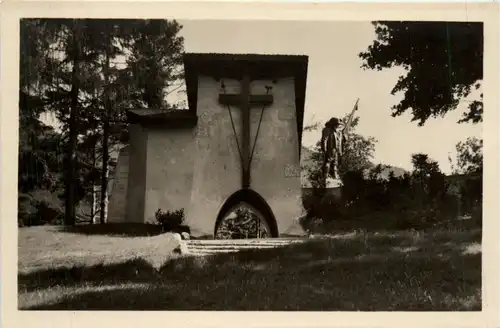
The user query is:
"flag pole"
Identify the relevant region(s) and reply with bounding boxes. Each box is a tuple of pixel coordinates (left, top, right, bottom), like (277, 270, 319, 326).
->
(343, 98, 360, 134)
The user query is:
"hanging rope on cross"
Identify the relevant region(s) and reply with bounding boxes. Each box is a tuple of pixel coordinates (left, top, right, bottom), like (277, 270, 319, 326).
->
(219, 67, 274, 189)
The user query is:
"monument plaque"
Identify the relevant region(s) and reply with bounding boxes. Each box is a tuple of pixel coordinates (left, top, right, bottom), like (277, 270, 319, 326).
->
(197, 124, 211, 137)
(284, 164, 301, 178)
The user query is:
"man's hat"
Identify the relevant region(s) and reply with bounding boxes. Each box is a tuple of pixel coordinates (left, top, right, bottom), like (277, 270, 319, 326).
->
(325, 117, 340, 129)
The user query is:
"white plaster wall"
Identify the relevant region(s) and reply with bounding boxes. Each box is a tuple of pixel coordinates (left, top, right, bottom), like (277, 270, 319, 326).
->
(249, 78, 305, 236)
(143, 127, 195, 224)
(186, 75, 305, 237)
(186, 76, 242, 236)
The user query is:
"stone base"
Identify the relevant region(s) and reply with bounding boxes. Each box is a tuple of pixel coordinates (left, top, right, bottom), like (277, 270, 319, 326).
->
(186, 226, 214, 240)
(279, 216, 307, 237)
(325, 177, 342, 188)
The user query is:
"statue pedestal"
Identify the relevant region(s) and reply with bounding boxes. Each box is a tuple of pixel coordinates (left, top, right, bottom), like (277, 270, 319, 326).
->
(325, 177, 342, 188)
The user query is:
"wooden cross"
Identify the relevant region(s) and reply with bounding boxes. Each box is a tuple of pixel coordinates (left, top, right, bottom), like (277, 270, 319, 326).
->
(219, 73, 274, 189)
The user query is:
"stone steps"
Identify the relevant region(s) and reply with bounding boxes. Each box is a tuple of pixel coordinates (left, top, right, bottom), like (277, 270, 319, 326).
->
(184, 238, 308, 256)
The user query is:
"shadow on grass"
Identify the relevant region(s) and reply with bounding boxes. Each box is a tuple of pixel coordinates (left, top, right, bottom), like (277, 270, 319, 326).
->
(58, 223, 164, 237)
(19, 258, 160, 293)
(26, 251, 481, 311)
(21, 229, 482, 311)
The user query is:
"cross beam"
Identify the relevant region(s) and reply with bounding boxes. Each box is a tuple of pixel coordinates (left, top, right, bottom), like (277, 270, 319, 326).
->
(219, 74, 274, 189)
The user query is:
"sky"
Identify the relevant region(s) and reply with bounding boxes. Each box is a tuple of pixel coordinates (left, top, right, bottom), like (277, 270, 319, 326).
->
(177, 20, 482, 174)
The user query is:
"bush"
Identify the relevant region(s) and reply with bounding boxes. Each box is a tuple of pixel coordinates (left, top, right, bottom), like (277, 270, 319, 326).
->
(301, 168, 480, 233)
(155, 208, 185, 232)
(18, 190, 64, 227)
(301, 190, 349, 233)
(35, 201, 64, 225)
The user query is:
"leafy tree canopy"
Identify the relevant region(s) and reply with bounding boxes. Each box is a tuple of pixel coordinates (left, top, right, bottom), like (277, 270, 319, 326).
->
(411, 153, 442, 177)
(19, 19, 185, 225)
(451, 137, 483, 175)
(359, 21, 483, 126)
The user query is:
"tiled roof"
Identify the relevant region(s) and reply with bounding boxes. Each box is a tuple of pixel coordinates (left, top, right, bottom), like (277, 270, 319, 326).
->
(127, 108, 197, 127)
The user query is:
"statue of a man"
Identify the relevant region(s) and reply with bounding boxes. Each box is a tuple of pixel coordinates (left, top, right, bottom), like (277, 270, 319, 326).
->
(320, 99, 360, 181)
(321, 117, 346, 180)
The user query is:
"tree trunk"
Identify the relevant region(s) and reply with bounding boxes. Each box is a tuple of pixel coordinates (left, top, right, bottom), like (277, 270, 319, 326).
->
(99, 123, 109, 224)
(64, 21, 81, 226)
(99, 38, 111, 225)
(91, 141, 97, 224)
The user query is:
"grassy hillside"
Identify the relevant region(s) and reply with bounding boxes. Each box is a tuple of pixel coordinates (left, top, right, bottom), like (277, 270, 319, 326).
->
(19, 225, 481, 310)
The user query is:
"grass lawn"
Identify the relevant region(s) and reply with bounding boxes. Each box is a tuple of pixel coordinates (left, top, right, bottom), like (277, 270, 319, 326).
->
(18, 224, 481, 311)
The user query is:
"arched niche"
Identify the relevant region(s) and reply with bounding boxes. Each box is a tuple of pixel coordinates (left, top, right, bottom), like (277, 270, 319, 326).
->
(214, 189, 279, 238)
